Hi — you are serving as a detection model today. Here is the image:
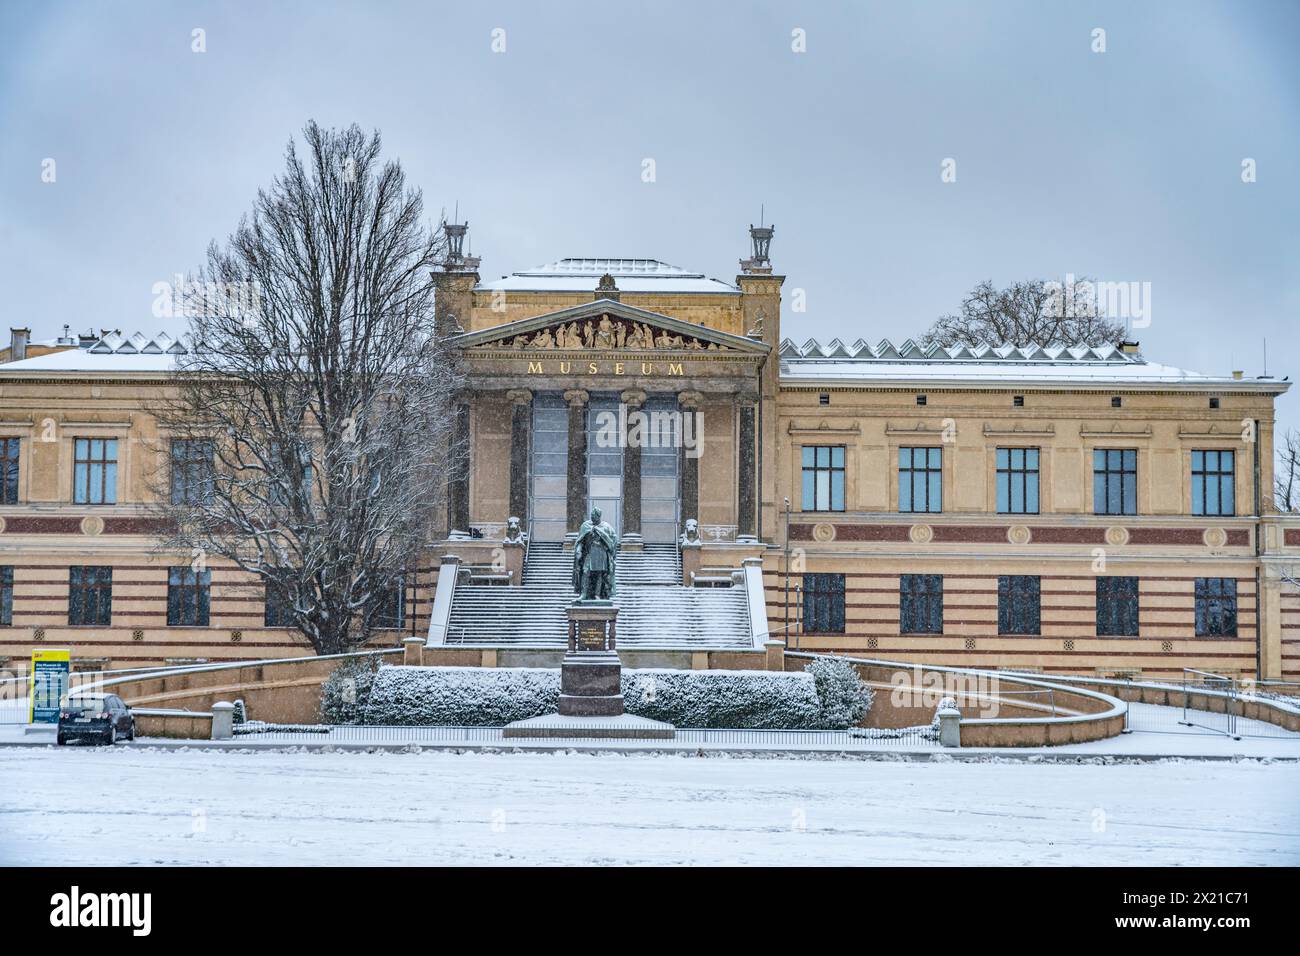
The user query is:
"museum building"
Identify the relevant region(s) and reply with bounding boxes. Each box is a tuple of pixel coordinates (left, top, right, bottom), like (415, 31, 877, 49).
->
(1, 224, 1298, 681)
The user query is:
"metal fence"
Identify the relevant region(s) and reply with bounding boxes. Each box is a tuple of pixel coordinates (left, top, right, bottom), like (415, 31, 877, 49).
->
(228, 721, 940, 749)
(1118, 669, 1300, 740)
(1179, 669, 1240, 738)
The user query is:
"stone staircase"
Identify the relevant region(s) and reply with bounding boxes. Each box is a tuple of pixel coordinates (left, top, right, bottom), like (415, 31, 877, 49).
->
(443, 542, 753, 649)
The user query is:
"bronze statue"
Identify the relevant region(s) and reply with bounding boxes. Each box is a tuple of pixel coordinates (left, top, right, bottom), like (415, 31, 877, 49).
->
(572, 507, 618, 600)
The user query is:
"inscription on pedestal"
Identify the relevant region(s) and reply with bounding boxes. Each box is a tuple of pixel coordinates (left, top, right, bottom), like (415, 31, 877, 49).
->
(577, 620, 608, 652)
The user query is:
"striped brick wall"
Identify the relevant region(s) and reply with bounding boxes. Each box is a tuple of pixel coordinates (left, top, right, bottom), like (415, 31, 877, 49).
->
(763, 564, 1260, 679)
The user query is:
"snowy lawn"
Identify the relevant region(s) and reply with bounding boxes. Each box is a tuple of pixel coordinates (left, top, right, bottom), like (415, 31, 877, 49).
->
(0, 747, 1296, 866)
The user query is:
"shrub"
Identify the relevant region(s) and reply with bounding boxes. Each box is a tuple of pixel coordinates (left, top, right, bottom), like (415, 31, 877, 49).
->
(319, 655, 384, 724)
(354, 665, 830, 729)
(622, 669, 823, 729)
(804, 656, 875, 729)
(362, 665, 559, 726)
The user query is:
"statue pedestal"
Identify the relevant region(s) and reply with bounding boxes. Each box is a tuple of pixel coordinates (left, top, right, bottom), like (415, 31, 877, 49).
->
(502, 601, 674, 739)
(561, 602, 621, 716)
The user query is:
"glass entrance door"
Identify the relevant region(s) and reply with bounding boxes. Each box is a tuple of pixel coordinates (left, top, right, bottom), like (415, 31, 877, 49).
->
(640, 395, 680, 543)
(586, 395, 622, 533)
(528, 393, 568, 542)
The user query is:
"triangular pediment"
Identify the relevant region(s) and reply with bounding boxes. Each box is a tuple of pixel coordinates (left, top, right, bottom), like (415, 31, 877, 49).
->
(452, 299, 769, 355)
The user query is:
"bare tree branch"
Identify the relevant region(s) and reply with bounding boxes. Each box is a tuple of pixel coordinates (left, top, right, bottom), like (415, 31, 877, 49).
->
(149, 121, 463, 655)
(1275, 427, 1300, 514)
(921, 278, 1128, 349)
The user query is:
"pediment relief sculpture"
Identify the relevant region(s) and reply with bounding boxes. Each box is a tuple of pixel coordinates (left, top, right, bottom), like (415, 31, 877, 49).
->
(496, 315, 726, 352)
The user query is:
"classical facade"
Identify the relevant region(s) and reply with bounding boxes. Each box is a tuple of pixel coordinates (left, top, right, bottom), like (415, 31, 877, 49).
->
(2, 226, 1298, 680)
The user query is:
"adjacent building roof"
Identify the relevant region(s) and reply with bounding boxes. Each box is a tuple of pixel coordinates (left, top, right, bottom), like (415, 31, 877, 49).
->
(779, 338, 1288, 391)
(0, 331, 184, 373)
(476, 258, 739, 294)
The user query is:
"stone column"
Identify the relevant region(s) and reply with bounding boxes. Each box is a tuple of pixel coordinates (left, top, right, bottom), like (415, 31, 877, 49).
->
(506, 389, 532, 532)
(447, 399, 471, 537)
(736, 391, 758, 541)
(620, 388, 646, 550)
(678, 390, 702, 529)
(563, 389, 590, 541)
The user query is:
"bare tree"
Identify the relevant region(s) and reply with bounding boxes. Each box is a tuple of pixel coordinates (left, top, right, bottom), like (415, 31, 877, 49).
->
(152, 121, 461, 655)
(1276, 427, 1300, 514)
(921, 278, 1127, 349)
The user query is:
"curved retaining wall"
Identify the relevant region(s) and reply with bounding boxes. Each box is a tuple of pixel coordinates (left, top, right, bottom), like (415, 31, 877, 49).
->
(785, 651, 1127, 747)
(1008, 673, 1300, 735)
(77, 649, 402, 725)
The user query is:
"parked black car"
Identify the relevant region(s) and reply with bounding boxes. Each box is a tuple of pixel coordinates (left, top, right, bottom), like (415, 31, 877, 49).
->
(57, 693, 135, 745)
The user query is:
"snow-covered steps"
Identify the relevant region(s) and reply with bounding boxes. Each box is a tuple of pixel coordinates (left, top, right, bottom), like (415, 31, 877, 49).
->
(443, 541, 752, 649)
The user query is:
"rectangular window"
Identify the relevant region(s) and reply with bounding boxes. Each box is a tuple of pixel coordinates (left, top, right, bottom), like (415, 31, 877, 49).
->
(68, 566, 112, 626)
(167, 566, 211, 627)
(899, 447, 942, 513)
(998, 575, 1041, 635)
(800, 446, 845, 512)
(0, 566, 12, 626)
(375, 578, 406, 630)
(269, 441, 314, 509)
(1195, 578, 1237, 637)
(1191, 450, 1235, 516)
(802, 573, 845, 634)
(264, 581, 292, 627)
(73, 438, 117, 504)
(900, 574, 943, 634)
(996, 447, 1040, 514)
(0, 437, 19, 504)
(1093, 448, 1137, 515)
(1096, 576, 1139, 636)
(170, 439, 214, 505)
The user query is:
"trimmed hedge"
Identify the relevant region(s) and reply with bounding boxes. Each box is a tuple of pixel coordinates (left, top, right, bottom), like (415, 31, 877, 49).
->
(362, 666, 558, 726)
(319, 655, 385, 724)
(622, 669, 821, 729)
(351, 661, 873, 730)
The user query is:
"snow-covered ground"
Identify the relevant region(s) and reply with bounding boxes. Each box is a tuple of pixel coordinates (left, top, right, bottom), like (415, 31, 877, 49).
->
(0, 746, 1296, 865)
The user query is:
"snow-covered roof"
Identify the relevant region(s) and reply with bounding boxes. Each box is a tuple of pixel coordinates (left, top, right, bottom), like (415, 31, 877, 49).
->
(477, 258, 739, 294)
(778, 338, 1288, 391)
(0, 331, 185, 374)
(0, 329, 1286, 394)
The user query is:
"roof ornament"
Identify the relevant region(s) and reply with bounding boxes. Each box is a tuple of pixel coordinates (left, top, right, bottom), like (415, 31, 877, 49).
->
(740, 209, 774, 274)
(442, 208, 480, 274)
(594, 272, 621, 302)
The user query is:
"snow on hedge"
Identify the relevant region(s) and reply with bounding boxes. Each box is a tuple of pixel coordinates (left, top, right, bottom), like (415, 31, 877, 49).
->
(622, 668, 822, 729)
(356, 660, 873, 729)
(363, 666, 559, 726)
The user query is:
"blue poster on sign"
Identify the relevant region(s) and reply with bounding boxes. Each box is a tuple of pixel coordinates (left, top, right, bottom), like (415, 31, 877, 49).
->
(30, 649, 71, 723)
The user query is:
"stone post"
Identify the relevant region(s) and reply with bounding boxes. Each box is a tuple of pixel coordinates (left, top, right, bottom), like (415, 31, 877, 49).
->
(210, 701, 234, 741)
(936, 696, 961, 748)
(506, 389, 532, 533)
(620, 388, 646, 550)
(764, 639, 785, 672)
(563, 389, 590, 543)
(403, 636, 424, 666)
(501, 535, 526, 585)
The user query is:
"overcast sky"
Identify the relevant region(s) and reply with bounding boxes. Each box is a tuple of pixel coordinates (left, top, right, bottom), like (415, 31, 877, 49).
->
(1, 0, 1297, 428)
